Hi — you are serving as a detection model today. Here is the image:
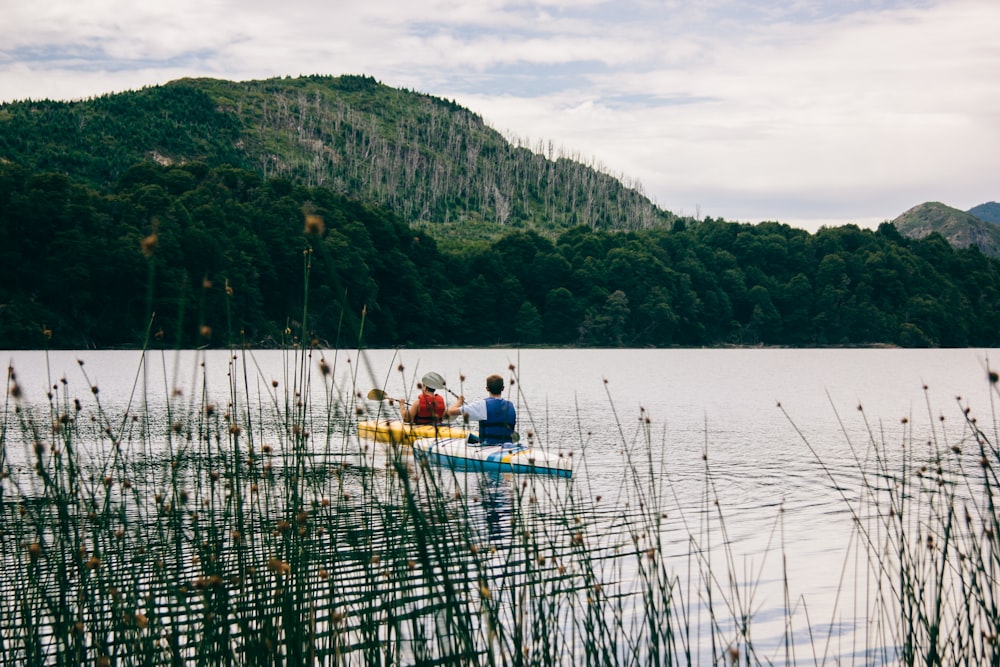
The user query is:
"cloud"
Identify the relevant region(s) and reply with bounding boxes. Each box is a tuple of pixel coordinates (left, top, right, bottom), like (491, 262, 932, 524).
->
(1, 0, 998, 230)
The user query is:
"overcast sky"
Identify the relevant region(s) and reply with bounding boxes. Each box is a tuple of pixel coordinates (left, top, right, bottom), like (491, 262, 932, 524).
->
(2, 0, 998, 231)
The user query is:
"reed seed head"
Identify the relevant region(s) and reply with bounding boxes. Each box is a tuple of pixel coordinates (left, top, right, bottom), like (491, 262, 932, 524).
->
(304, 213, 325, 234)
(140, 233, 158, 257)
(267, 558, 291, 575)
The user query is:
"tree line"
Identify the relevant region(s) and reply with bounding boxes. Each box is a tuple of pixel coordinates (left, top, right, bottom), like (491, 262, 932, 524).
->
(2, 161, 998, 350)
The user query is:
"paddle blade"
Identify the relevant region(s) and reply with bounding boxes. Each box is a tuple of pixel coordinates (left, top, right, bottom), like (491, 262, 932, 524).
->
(421, 371, 446, 391)
(367, 388, 389, 401)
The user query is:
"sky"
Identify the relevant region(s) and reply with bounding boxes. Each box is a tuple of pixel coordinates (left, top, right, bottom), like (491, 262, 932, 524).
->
(2, 0, 998, 232)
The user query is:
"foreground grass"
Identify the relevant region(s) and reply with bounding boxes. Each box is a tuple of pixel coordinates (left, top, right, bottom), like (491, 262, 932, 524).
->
(1, 348, 999, 666)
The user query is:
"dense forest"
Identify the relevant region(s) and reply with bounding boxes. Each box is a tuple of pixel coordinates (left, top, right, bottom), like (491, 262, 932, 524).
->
(0, 75, 670, 239)
(2, 160, 998, 349)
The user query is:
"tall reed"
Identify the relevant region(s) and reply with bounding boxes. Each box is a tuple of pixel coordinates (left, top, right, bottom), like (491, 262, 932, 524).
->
(3, 219, 999, 664)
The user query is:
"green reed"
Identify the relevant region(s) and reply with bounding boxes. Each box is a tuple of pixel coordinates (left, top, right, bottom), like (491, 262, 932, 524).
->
(7, 350, 1000, 665)
(781, 372, 1000, 667)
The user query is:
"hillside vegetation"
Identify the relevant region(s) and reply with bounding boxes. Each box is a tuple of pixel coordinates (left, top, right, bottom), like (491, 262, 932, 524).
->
(0, 74, 670, 239)
(3, 75, 1000, 349)
(2, 161, 999, 349)
(892, 201, 1000, 258)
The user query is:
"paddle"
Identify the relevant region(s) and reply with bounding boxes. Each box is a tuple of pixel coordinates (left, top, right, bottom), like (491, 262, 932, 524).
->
(420, 373, 522, 443)
(369, 380, 518, 440)
(420, 372, 461, 399)
(368, 387, 415, 424)
(367, 388, 390, 401)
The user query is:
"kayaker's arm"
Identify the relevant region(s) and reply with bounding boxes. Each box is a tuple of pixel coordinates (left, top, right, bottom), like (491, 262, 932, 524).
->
(399, 398, 414, 423)
(445, 395, 465, 417)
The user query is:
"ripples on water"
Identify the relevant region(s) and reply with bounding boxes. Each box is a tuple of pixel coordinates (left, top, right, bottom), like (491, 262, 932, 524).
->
(2, 347, 999, 665)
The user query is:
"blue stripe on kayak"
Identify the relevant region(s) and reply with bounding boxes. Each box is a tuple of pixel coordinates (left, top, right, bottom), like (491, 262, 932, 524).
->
(416, 449, 570, 478)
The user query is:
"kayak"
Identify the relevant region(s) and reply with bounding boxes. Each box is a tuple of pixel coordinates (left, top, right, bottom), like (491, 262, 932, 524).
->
(357, 419, 468, 445)
(412, 437, 572, 478)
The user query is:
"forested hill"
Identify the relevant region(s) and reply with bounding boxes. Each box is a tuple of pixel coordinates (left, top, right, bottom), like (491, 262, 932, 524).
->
(2, 161, 999, 350)
(3, 74, 1000, 349)
(0, 74, 671, 238)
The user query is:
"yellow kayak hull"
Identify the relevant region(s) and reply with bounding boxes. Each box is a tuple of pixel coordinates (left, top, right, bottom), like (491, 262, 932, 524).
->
(357, 420, 468, 445)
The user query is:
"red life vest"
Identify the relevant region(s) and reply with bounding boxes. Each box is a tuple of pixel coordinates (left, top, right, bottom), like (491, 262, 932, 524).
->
(414, 392, 445, 425)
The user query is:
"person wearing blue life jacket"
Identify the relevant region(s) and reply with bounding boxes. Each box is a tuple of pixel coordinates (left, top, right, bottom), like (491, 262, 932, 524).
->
(445, 374, 516, 445)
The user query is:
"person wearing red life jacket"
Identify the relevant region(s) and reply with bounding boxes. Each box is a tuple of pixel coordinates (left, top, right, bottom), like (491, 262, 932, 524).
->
(400, 373, 447, 425)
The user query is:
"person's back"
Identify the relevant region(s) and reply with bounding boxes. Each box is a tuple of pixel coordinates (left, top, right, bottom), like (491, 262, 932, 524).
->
(445, 373, 516, 444)
(401, 373, 446, 424)
(478, 395, 516, 444)
(412, 390, 445, 424)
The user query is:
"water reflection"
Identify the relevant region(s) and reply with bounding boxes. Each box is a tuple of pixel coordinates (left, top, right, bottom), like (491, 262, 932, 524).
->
(474, 472, 513, 546)
(3, 347, 999, 665)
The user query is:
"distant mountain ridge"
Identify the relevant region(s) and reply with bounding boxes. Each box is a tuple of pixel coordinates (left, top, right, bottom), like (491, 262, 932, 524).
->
(0, 74, 671, 239)
(891, 201, 1000, 258)
(968, 201, 1000, 225)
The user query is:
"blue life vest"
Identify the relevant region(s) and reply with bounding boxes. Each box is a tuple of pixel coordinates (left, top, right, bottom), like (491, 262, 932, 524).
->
(479, 398, 516, 444)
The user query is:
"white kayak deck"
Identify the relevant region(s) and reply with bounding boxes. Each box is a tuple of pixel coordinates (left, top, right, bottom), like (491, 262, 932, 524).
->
(412, 437, 572, 478)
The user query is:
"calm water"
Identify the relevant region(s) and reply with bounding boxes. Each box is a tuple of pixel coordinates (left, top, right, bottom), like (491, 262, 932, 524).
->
(4, 347, 998, 664)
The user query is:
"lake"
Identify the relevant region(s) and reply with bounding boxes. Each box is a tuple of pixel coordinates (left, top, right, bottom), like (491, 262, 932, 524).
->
(3, 347, 998, 665)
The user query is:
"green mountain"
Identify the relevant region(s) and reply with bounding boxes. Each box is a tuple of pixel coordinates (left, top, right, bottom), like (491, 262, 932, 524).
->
(5, 75, 1000, 350)
(968, 202, 1000, 225)
(3, 156, 1000, 349)
(0, 74, 671, 242)
(891, 201, 1000, 258)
